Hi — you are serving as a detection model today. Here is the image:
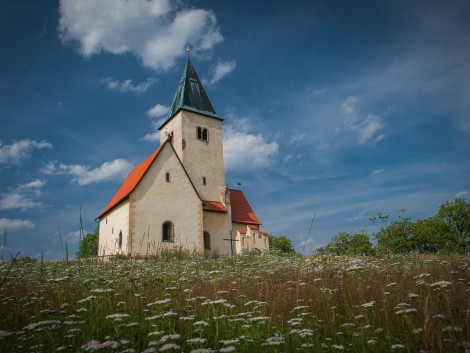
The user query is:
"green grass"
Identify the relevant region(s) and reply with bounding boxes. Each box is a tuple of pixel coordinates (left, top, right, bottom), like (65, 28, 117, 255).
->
(1, 254, 469, 352)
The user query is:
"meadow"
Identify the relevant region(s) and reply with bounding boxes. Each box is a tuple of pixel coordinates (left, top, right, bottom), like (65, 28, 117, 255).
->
(0, 254, 469, 352)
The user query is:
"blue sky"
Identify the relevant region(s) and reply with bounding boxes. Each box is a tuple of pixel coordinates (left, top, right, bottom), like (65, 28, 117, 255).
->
(1, 0, 469, 259)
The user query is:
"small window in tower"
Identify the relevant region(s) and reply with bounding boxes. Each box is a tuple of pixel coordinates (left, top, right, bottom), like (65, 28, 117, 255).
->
(203, 176, 206, 185)
(105, 218, 107, 224)
(197, 126, 209, 141)
(118, 231, 122, 249)
(112, 228, 114, 234)
(165, 172, 171, 182)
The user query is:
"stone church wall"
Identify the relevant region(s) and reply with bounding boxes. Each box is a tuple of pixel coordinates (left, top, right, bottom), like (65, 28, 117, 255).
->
(131, 143, 202, 255)
(98, 201, 129, 256)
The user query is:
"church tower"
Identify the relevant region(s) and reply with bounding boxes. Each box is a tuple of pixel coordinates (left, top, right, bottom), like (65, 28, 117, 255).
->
(158, 55, 226, 204)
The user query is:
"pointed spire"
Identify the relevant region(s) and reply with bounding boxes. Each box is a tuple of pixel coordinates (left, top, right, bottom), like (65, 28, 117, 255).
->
(160, 53, 221, 129)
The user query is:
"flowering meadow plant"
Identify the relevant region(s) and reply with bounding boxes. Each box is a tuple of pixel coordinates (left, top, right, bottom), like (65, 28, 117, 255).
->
(0, 254, 469, 352)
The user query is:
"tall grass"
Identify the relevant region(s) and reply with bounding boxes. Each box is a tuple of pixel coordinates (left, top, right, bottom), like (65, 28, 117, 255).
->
(0, 254, 468, 352)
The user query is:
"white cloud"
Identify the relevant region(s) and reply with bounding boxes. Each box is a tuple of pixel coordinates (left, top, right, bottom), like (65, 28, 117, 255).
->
(357, 114, 385, 144)
(0, 218, 35, 231)
(141, 131, 161, 143)
(207, 60, 236, 84)
(19, 180, 46, 190)
(223, 124, 278, 171)
(0, 180, 46, 210)
(66, 230, 87, 244)
(52, 159, 133, 185)
(147, 104, 169, 118)
(0, 193, 42, 210)
(371, 169, 384, 175)
(289, 132, 305, 144)
(40, 161, 58, 175)
(455, 191, 468, 199)
(0, 139, 52, 164)
(141, 118, 167, 143)
(102, 77, 155, 93)
(59, 0, 223, 71)
(340, 97, 385, 145)
(340, 96, 357, 116)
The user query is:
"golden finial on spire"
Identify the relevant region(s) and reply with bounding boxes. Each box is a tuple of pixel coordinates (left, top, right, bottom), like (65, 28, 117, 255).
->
(186, 46, 190, 60)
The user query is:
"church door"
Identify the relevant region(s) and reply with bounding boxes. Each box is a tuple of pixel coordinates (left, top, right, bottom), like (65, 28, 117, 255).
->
(203, 231, 211, 251)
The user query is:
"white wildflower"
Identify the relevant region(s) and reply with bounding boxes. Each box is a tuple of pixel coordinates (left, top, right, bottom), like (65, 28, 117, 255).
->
(187, 338, 207, 344)
(193, 321, 209, 326)
(160, 343, 180, 351)
(430, 280, 452, 289)
(391, 344, 405, 350)
(263, 336, 284, 346)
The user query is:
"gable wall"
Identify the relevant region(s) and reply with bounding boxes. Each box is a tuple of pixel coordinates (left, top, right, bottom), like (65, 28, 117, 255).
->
(130, 143, 202, 255)
(98, 200, 129, 256)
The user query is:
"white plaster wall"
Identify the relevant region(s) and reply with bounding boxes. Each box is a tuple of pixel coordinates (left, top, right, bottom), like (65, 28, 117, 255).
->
(98, 201, 129, 256)
(202, 211, 232, 255)
(159, 113, 183, 157)
(130, 143, 202, 255)
(180, 111, 225, 202)
(232, 222, 269, 254)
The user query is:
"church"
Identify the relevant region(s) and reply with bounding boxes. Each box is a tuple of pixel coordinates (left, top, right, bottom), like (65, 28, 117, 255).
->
(97, 55, 269, 257)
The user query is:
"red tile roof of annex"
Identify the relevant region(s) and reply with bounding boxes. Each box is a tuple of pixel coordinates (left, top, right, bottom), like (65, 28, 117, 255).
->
(229, 189, 261, 225)
(203, 201, 227, 213)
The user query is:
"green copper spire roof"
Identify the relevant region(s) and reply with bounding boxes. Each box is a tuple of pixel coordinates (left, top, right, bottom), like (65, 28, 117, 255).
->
(160, 58, 222, 130)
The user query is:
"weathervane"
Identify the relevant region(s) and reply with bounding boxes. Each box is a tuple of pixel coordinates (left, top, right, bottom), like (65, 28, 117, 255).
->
(186, 46, 190, 59)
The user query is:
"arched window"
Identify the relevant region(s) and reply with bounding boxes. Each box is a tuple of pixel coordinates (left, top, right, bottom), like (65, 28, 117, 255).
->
(197, 127, 209, 141)
(118, 231, 122, 249)
(203, 231, 211, 251)
(162, 221, 174, 242)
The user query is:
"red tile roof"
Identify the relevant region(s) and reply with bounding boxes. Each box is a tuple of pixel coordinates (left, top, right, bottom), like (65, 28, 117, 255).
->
(248, 225, 258, 230)
(261, 231, 269, 236)
(97, 143, 165, 218)
(229, 189, 261, 225)
(238, 230, 247, 234)
(203, 201, 227, 213)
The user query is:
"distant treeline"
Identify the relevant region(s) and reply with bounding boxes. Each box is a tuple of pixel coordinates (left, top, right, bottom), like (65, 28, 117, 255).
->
(317, 198, 469, 255)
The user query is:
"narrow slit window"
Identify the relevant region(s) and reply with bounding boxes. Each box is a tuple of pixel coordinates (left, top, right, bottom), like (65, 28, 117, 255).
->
(162, 221, 174, 242)
(165, 172, 171, 182)
(203, 176, 206, 185)
(118, 231, 122, 249)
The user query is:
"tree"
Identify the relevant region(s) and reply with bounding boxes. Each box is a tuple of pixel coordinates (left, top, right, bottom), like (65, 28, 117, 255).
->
(318, 231, 373, 255)
(435, 198, 470, 252)
(269, 235, 295, 254)
(77, 226, 98, 258)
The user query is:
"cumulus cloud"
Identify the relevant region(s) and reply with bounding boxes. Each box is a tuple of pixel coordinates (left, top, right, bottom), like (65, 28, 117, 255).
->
(0, 139, 52, 164)
(0, 218, 35, 231)
(46, 159, 133, 185)
(0, 180, 46, 210)
(455, 191, 468, 199)
(206, 60, 236, 84)
(147, 104, 169, 118)
(0, 193, 42, 211)
(102, 77, 155, 93)
(141, 118, 167, 142)
(58, 0, 223, 71)
(223, 120, 279, 171)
